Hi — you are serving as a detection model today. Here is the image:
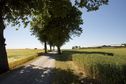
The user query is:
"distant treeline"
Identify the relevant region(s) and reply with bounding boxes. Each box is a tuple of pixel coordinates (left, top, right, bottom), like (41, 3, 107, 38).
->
(72, 43, 126, 49)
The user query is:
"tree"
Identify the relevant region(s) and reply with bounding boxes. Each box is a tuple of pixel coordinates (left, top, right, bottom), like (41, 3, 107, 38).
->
(0, 0, 45, 74)
(75, 0, 108, 11)
(121, 43, 126, 47)
(31, 19, 48, 53)
(43, 6, 83, 54)
(47, 25, 70, 54)
(51, 0, 109, 53)
(38, 31, 48, 53)
(48, 39, 54, 52)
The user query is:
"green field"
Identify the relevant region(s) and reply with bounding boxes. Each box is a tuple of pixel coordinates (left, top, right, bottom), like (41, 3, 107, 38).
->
(7, 49, 43, 69)
(54, 48, 126, 84)
(6, 48, 126, 83)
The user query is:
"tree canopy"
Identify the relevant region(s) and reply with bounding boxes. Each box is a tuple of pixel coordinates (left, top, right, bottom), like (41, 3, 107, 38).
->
(0, 0, 45, 73)
(30, 1, 83, 54)
(75, 0, 108, 11)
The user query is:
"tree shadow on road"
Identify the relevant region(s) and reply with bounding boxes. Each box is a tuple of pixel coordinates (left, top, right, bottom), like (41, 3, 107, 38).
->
(0, 64, 101, 84)
(0, 65, 54, 84)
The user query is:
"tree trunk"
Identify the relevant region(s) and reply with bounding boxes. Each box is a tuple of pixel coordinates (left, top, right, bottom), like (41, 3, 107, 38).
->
(44, 41, 47, 53)
(57, 46, 61, 54)
(49, 45, 52, 52)
(53, 46, 55, 51)
(0, 13, 9, 74)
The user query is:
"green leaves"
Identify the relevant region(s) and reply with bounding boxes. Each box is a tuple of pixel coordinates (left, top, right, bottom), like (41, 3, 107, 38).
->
(1, 0, 45, 28)
(30, 0, 83, 48)
(75, 0, 108, 11)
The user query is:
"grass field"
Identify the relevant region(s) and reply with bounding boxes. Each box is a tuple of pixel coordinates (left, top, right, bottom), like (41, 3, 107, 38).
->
(54, 47, 126, 84)
(7, 49, 43, 69)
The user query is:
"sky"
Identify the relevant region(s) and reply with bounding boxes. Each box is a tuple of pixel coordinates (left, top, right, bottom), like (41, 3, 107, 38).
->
(5, 0, 126, 49)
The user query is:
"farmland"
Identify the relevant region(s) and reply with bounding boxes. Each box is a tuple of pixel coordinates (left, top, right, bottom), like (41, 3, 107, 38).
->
(54, 47, 126, 84)
(7, 49, 43, 69)
(5, 48, 126, 83)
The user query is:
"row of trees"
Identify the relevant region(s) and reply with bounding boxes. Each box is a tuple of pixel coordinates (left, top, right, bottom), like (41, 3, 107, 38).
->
(0, 0, 108, 74)
(122, 43, 126, 47)
(72, 46, 81, 49)
(30, 2, 83, 54)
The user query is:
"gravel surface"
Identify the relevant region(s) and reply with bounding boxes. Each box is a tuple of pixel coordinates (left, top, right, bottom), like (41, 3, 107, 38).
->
(0, 54, 55, 84)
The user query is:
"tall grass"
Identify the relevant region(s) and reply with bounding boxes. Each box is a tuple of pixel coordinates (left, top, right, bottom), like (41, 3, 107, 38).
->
(54, 53, 82, 84)
(72, 48, 126, 84)
(54, 51, 100, 84)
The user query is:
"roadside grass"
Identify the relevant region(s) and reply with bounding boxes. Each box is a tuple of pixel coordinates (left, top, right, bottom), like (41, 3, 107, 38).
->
(53, 53, 81, 84)
(53, 52, 98, 84)
(55, 52, 72, 70)
(54, 48, 126, 84)
(7, 49, 43, 69)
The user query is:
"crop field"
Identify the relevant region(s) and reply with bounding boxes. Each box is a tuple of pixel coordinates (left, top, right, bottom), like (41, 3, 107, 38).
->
(72, 48, 126, 83)
(7, 49, 43, 69)
(54, 48, 126, 84)
(6, 48, 126, 83)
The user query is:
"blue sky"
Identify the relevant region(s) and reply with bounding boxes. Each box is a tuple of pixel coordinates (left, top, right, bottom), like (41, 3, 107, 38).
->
(5, 0, 126, 49)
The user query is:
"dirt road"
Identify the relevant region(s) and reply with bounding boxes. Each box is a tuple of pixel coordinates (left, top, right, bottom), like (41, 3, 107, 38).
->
(0, 55, 55, 84)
